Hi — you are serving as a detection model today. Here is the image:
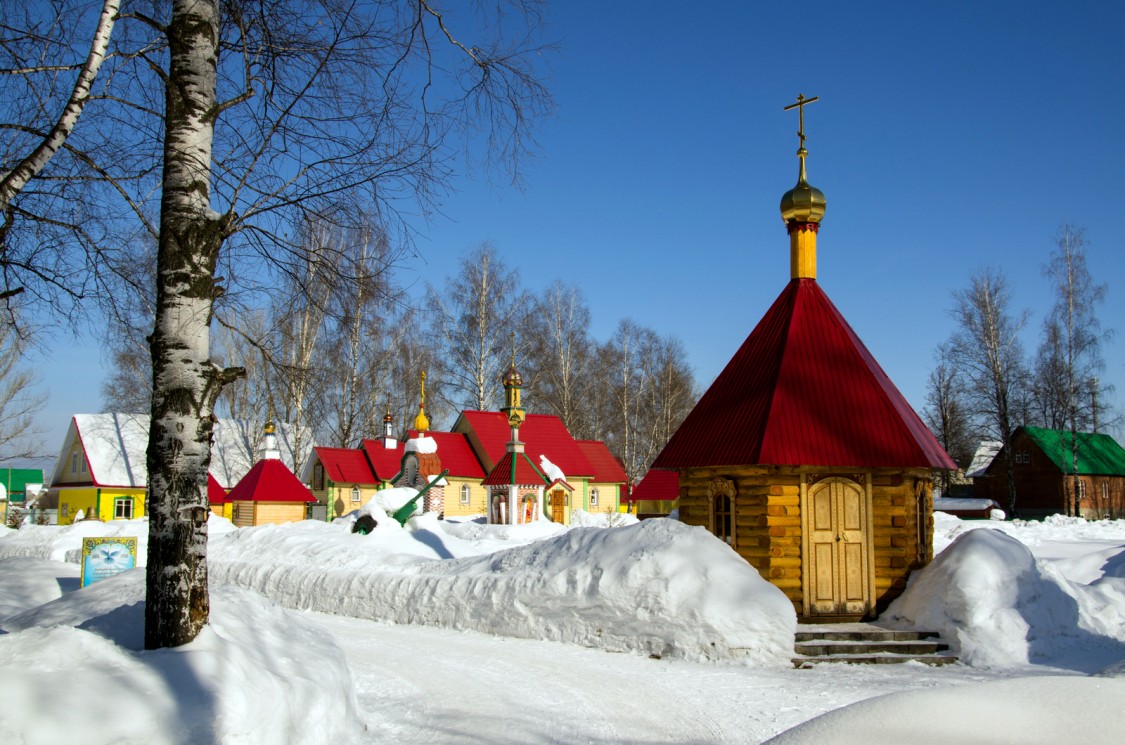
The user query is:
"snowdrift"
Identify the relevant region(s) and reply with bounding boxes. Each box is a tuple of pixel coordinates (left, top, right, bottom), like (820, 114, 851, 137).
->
(209, 518, 797, 664)
(0, 565, 366, 745)
(884, 528, 1125, 669)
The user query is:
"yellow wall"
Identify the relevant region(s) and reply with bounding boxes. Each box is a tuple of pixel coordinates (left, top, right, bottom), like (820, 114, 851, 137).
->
(318, 484, 384, 520)
(57, 487, 146, 525)
(443, 477, 489, 517)
(233, 501, 307, 527)
(56, 444, 92, 486)
(210, 504, 233, 521)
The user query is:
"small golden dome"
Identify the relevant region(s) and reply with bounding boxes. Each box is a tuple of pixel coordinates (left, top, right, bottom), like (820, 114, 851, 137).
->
(413, 406, 430, 433)
(503, 364, 522, 388)
(779, 149, 826, 225)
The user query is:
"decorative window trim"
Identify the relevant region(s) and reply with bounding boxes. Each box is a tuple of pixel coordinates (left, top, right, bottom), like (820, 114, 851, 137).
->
(460, 484, 471, 505)
(350, 486, 360, 502)
(590, 487, 599, 508)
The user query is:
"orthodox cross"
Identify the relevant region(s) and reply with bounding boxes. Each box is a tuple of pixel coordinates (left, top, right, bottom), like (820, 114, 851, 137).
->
(510, 331, 517, 367)
(419, 370, 426, 406)
(784, 93, 819, 150)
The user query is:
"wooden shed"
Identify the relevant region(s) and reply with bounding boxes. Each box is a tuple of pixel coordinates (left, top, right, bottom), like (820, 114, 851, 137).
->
(228, 422, 316, 527)
(651, 100, 954, 621)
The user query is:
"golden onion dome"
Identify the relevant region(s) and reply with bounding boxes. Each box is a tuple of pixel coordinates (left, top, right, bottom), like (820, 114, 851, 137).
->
(502, 364, 522, 387)
(779, 148, 826, 225)
(413, 406, 430, 433)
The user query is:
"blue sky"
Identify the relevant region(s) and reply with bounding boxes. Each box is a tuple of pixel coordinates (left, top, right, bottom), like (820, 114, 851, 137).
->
(27, 1, 1125, 467)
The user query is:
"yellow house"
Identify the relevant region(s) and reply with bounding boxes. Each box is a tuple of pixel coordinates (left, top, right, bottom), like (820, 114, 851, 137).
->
(49, 413, 311, 524)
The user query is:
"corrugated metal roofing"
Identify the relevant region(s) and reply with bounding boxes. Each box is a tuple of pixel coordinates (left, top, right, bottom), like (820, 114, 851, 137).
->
(574, 440, 628, 484)
(653, 279, 955, 470)
(227, 459, 316, 503)
(359, 439, 405, 480)
(630, 469, 679, 501)
(208, 473, 229, 505)
(1020, 427, 1125, 476)
(314, 447, 378, 485)
(481, 450, 549, 486)
(455, 411, 595, 477)
(405, 430, 486, 479)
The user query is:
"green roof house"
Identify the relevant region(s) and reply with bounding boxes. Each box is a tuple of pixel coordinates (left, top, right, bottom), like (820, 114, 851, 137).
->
(974, 426, 1125, 519)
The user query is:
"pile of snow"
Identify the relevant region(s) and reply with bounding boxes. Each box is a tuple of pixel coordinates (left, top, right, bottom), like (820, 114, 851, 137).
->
(569, 508, 639, 528)
(0, 514, 237, 566)
(539, 454, 565, 483)
(884, 528, 1125, 669)
(764, 675, 1125, 745)
(208, 518, 796, 664)
(404, 435, 437, 454)
(0, 564, 366, 745)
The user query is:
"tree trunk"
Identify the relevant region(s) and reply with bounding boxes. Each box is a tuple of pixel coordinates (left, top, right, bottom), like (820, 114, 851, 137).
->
(145, 0, 241, 650)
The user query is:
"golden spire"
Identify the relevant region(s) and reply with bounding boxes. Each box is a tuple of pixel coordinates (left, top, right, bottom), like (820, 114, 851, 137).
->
(413, 370, 430, 432)
(779, 93, 827, 279)
(501, 333, 525, 427)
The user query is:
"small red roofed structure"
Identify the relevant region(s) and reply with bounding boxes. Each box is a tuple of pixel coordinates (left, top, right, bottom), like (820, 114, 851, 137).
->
(628, 470, 679, 519)
(207, 473, 230, 520)
(651, 98, 954, 621)
(229, 421, 315, 527)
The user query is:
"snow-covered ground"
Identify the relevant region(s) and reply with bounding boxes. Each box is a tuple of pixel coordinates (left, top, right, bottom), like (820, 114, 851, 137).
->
(2, 506, 1124, 744)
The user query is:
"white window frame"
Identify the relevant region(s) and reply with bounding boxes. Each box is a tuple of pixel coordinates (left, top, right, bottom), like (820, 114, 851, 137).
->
(114, 498, 133, 520)
(460, 484, 471, 505)
(589, 487, 599, 508)
(350, 486, 361, 502)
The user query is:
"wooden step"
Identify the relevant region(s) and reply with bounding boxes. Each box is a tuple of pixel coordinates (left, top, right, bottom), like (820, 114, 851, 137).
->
(792, 624, 958, 667)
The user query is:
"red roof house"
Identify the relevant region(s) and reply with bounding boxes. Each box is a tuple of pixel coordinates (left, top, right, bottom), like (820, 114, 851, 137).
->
(653, 105, 952, 621)
(229, 454, 315, 528)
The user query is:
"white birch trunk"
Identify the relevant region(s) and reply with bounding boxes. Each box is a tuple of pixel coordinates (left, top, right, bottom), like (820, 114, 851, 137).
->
(145, 0, 241, 649)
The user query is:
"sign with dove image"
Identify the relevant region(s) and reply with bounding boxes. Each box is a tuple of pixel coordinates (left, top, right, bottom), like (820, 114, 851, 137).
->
(81, 537, 138, 587)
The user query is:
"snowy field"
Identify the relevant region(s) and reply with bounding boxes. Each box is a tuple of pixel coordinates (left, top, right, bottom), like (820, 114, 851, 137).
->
(2, 497, 1124, 744)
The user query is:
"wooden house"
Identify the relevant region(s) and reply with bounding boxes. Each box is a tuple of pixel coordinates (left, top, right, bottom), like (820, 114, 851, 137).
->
(208, 474, 231, 520)
(650, 104, 955, 621)
(973, 426, 1125, 519)
(228, 421, 316, 526)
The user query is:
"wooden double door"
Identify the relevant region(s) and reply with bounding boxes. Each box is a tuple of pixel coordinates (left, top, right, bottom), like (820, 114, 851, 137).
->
(805, 477, 871, 617)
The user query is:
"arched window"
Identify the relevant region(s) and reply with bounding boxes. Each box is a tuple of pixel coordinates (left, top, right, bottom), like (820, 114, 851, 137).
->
(460, 484, 471, 505)
(714, 495, 733, 545)
(589, 487, 599, 508)
(350, 486, 360, 502)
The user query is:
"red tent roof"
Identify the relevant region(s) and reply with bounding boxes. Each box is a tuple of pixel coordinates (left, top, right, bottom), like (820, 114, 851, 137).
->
(208, 473, 229, 505)
(574, 440, 627, 484)
(455, 411, 594, 477)
(227, 459, 316, 503)
(653, 279, 955, 470)
(406, 430, 485, 479)
(481, 450, 549, 486)
(630, 470, 679, 501)
(314, 447, 378, 485)
(359, 439, 405, 480)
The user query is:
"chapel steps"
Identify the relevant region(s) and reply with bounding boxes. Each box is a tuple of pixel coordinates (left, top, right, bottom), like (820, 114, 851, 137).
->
(792, 625, 958, 667)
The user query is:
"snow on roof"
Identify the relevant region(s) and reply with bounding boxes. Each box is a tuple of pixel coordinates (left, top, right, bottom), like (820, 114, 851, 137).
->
(965, 440, 1003, 478)
(404, 435, 438, 454)
(54, 414, 313, 489)
(539, 455, 565, 483)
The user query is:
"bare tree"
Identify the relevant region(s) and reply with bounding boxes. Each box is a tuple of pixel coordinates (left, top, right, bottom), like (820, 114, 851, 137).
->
(602, 320, 696, 485)
(523, 281, 593, 436)
(6, 0, 551, 649)
(427, 242, 531, 414)
(0, 0, 120, 313)
(947, 268, 1029, 516)
(924, 342, 978, 495)
(1039, 224, 1112, 515)
(0, 321, 46, 460)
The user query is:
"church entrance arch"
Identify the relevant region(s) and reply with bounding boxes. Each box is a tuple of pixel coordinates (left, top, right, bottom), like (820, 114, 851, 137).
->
(803, 476, 871, 617)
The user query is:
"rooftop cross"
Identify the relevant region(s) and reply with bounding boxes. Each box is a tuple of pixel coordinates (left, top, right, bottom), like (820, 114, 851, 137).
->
(783, 93, 819, 151)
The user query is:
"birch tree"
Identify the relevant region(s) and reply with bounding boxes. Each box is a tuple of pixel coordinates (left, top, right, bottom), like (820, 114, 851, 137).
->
(427, 242, 530, 413)
(924, 342, 977, 495)
(947, 268, 1029, 516)
(7, 0, 551, 649)
(523, 281, 593, 437)
(1038, 224, 1111, 515)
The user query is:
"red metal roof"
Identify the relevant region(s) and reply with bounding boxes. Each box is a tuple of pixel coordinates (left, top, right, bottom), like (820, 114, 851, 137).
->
(630, 469, 679, 501)
(455, 411, 595, 477)
(227, 459, 316, 503)
(406, 430, 485, 479)
(653, 279, 956, 470)
(481, 450, 549, 486)
(314, 447, 378, 485)
(575, 440, 628, 484)
(208, 473, 229, 505)
(359, 439, 405, 480)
